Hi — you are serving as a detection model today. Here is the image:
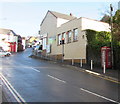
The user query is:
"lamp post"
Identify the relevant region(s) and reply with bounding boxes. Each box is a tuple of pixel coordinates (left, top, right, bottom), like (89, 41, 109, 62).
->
(110, 4, 114, 69)
(61, 38, 65, 62)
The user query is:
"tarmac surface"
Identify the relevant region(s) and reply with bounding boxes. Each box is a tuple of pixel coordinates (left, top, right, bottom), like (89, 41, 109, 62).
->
(0, 48, 119, 103)
(31, 50, 119, 84)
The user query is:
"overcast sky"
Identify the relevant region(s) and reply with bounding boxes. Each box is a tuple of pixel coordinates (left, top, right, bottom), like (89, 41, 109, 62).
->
(0, 0, 119, 37)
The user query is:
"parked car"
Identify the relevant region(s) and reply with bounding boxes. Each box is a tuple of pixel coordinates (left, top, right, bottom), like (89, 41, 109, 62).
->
(0, 50, 11, 57)
(32, 45, 42, 55)
(34, 45, 42, 52)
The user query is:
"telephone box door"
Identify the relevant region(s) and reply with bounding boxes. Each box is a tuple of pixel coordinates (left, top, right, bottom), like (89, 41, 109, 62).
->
(101, 46, 112, 69)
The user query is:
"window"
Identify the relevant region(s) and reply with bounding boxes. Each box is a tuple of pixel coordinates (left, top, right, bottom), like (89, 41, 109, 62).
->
(62, 32, 66, 44)
(58, 34, 62, 45)
(67, 31, 72, 43)
(73, 28, 78, 41)
(43, 38, 47, 50)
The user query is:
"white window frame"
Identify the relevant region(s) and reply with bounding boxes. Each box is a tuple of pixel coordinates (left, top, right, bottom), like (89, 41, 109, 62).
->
(73, 28, 78, 41)
(58, 34, 62, 45)
(62, 32, 66, 44)
(43, 38, 47, 50)
(67, 30, 72, 43)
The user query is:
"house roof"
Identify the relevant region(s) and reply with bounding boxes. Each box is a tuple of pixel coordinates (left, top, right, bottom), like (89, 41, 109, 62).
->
(40, 10, 76, 26)
(0, 28, 17, 36)
(0, 28, 11, 35)
(50, 11, 76, 20)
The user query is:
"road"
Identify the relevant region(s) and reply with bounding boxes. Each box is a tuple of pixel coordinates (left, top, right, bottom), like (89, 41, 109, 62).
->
(0, 48, 119, 103)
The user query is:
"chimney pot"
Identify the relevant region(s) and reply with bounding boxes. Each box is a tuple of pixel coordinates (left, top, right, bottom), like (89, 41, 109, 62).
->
(70, 13, 72, 16)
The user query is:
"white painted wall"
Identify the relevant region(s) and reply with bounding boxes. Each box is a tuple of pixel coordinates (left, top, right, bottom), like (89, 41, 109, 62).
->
(22, 39, 26, 50)
(81, 17, 110, 32)
(1, 32, 17, 43)
(0, 33, 18, 52)
(0, 34, 8, 41)
(0, 34, 10, 51)
(57, 18, 69, 27)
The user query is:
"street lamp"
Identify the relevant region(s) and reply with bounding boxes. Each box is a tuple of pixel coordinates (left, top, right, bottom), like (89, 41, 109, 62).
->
(61, 38, 65, 62)
(110, 4, 114, 69)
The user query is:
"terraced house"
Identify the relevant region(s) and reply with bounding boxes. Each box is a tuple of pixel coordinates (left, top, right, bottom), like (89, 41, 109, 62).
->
(39, 10, 110, 64)
(0, 28, 18, 52)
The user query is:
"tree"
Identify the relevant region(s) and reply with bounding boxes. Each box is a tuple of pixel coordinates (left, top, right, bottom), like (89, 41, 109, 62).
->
(100, 14, 110, 23)
(113, 10, 120, 44)
(112, 10, 120, 69)
(86, 29, 111, 65)
(100, 10, 120, 46)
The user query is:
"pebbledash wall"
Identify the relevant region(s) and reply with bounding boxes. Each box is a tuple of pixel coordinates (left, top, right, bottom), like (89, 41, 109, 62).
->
(40, 11, 110, 64)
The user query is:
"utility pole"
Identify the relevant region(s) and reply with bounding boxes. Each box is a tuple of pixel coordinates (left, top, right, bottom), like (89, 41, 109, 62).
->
(110, 4, 114, 69)
(61, 38, 65, 62)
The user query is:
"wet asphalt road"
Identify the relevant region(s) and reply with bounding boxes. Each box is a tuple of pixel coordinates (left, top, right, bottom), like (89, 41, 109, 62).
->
(0, 48, 119, 103)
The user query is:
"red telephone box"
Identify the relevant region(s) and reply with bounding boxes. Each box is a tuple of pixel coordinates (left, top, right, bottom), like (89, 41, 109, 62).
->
(101, 46, 112, 69)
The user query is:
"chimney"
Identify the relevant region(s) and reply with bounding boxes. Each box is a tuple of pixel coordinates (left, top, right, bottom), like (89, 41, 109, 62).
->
(70, 13, 72, 16)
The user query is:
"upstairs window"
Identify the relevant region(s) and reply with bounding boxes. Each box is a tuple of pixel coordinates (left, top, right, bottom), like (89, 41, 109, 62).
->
(73, 28, 78, 41)
(62, 32, 66, 44)
(67, 31, 72, 43)
(58, 34, 62, 45)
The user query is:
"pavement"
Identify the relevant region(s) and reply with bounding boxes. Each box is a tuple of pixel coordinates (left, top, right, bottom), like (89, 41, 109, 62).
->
(30, 54, 120, 84)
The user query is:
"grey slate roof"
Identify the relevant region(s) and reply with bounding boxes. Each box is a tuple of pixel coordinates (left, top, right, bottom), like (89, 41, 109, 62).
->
(40, 10, 77, 26)
(50, 11, 76, 20)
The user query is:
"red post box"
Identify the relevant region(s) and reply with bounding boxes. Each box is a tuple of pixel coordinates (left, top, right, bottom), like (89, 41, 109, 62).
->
(101, 46, 112, 69)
